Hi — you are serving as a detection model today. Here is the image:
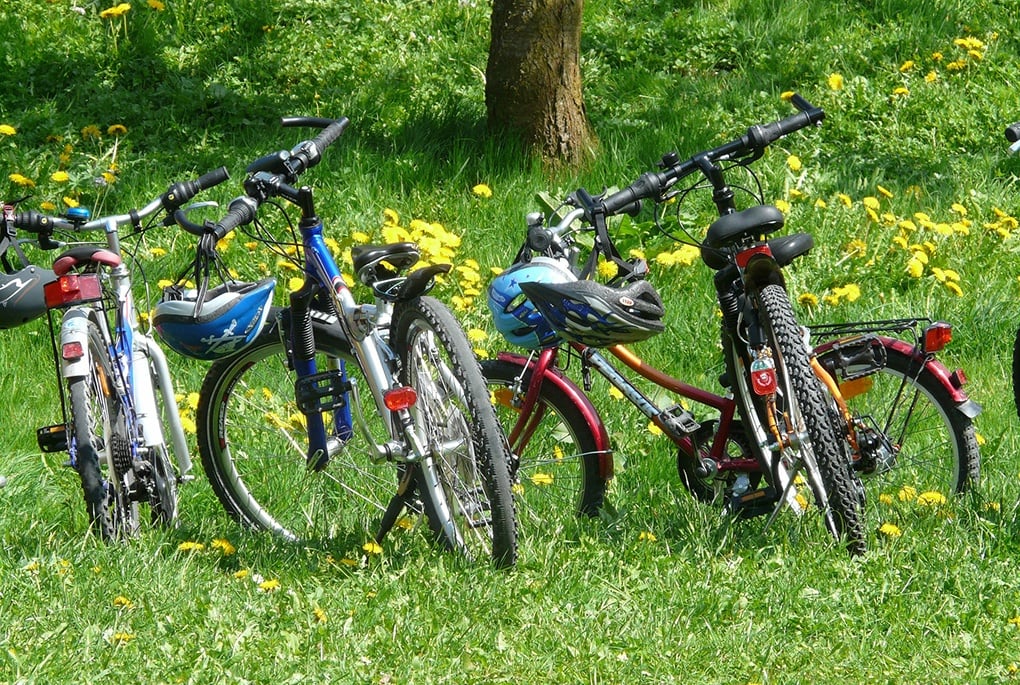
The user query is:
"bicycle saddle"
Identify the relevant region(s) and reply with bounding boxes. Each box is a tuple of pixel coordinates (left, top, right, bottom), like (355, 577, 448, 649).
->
(352, 242, 420, 285)
(52, 246, 122, 276)
(704, 205, 786, 248)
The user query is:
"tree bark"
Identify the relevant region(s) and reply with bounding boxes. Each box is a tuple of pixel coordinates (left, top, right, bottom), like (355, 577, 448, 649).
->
(486, 0, 596, 166)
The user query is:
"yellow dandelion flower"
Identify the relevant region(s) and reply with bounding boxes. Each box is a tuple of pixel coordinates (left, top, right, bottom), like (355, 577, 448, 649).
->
(177, 541, 205, 552)
(382, 208, 400, 226)
(899, 60, 915, 72)
(814, 198, 827, 209)
(775, 199, 791, 214)
(0, 124, 16, 136)
(897, 485, 917, 502)
(638, 531, 657, 542)
(258, 578, 281, 592)
(924, 70, 938, 83)
(1010, 616, 1020, 628)
(471, 183, 493, 199)
(950, 202, 967, 216)
(598, 260, 619, 280)
(985, 501, 1001, 513)
(362, 541, 383, 555)
(233, 569, 250, 579)
(113, 595, 134, 609)
(81, 125, 102, 140)
(879, 493, 894, 505)
(837, 193, 853, 208)
(944, 281, 963, 297)
(647, 421, 662, 436)
(916, 490, 947, 506)
(932, 51, 943, 61)
(946, 60, 967, 72)
(100, 3, 132, 18)
(466, 328, 487, 343)
(313, 606, 328, 624)
(107, 124, 128, 136)
(50, 170, 70, 183)
(878, 522, 902, 538)
(865, 208, 879, 223)
(798, 293, 818, 307)
(9, 173, 35, 188)
(845, 238, 867, 256)
(892, 235, 908, 249)
(148, 0, 165, 9)
(786, 155, 802, 172)
(180, 414, 196, 435)
(788, 188, 805, 200)
(794, 493, 809, 509)
(876, 185, 893, 199)
(530, 472, 554, 486)
(827, 73, 845, 90)
(211, 538, 237, 556)
(780, 91, 795, 101)
(906, 257, 924, 278)
(109, 632, 136, 645)
(102, 171, 117, 185)
(863, 196, 880, 210)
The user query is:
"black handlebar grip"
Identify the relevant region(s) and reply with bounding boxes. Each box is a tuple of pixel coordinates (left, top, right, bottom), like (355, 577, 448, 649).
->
(745, 96, 825, 150)
(602, 172, 663, 215)
(13, 210, 72, 234)
(279, 117, 350, 177)
(161, 166, 230, 212)
(1006, 122, 1020, 143)
(212, 196, 259, 241)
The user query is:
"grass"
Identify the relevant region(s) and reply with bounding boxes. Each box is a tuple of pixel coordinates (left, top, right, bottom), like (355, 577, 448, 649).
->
(2, 0, 1020, 682)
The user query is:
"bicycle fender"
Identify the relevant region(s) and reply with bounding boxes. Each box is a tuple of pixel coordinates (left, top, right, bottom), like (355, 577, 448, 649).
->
(59, 308, 93, 378)
(496, 351, 614, 479)
(815, 334, 980, 413)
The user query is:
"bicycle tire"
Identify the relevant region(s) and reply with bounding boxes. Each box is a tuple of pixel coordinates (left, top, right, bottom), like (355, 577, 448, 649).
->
(818, 343, 980, 496)
(197, 308, 423, 545)
(392, 296, 517, 567)
(67, 317, 138, 540)
(754, 284, 867, 554)
(481, 358, 607, 538)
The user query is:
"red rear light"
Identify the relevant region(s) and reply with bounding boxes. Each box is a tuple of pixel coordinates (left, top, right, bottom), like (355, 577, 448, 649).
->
(44, 273, 103, 308)
(922, 321, 952, 353)
(384, 386, 417, 411)
(61, 341, 84, 360)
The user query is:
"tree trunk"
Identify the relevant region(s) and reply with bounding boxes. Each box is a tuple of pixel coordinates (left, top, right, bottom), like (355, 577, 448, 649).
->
(486, 0, 596, 166)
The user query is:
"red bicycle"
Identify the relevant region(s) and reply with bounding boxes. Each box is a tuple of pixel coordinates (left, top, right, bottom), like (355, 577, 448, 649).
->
(484, 96, 980, 555)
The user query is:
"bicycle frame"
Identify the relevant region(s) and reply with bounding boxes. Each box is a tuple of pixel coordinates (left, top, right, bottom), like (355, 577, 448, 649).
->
(44, 217, 192, 480)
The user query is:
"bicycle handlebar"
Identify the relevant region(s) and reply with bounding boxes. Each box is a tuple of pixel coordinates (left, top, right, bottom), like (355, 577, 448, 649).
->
(11, 166, 230, 237)
(176, 116, 350, 240)
(1007, 122, 1020, 143)
(600, 94, 824, 216)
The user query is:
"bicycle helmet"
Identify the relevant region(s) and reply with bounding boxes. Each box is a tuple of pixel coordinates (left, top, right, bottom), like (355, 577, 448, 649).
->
(519, 277, 666, 347)
(153, 277, 276, 360)
(487, 256, 577, 349)
(0, 265, 56, 329)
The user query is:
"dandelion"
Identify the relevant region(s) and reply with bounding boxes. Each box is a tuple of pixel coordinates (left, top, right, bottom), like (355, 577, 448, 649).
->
(638, 530, 657, 542)
(985, 501, 1001, 513)
(827, 73, 845, 91)
(892, 87, 910, 97)
(916, 490, 947, 506)
(945, 281, 963, 297)
(108, 632, 136, 645)
(878, 522, 902, 538)
(814, 198, 827, 209)
(597, 259, 619, 280)
(946, 60, 967, 72)
(608, 386, 624, 400)
(0, 124, 15, 136)
(1009, 615, 1020, 628)
(530, 472, 554, 486)
(177, 541, 205, 553)
(798, 293, 818, 308)
(81, 125, 102, 140)
(925, 70, 938, 83)
(950, 202, 968, 216)
(211, 538, 237, 556)
(9, 173, 35, 188)
(899, 60, 915, 72)
(786, 155, 802, 172)
(107, 124, 128, 136)
(382, 208, 400, 226)
(313, 606, 328, 624)
(362, 541, 383, 555)
(233, 569, 250, 579)
(100, 3, 132, 19)
(288, 277, 304, 292)
(113, 595, 134, 609)
(837, 193, 853, 208)
(258, 578, 281, 592)
(879, 493, 894, 505)
(877, 185, 894, 199)
(647, 421, 662, 436)
(906, 256, 924, 278)
(471, 183, 493, 199)
(466, 328, 487, 343)
(863, 196, 881, 211)
(845, 238, 867, 257)
(775, 199, 791, 214)
(897, 485, 917, 502)
(148, 0, 165, 9)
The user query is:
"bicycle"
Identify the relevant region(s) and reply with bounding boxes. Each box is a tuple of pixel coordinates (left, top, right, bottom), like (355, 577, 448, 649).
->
(2, 168, 229, 539)
(166, 117, 517, 566)
(485, 96, 980, 555)
(1006, 121, 1020, 421)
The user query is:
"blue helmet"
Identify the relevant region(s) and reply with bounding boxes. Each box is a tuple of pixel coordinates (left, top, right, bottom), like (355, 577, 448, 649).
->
(487, 257, 576, 349)
(154, 278, 276, 360)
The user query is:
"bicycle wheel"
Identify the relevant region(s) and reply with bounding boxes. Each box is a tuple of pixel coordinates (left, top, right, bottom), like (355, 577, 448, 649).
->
(752, 284, 867, 554)
(482, 358, 608, 538)
(818, 342, 980, 496)
(67, 316, 139, 540)
(197, 309, 419, 546)
(392, 296, 517, 567)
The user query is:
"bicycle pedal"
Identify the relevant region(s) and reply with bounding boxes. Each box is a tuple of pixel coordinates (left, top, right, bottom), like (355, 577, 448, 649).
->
(36, 424, 68, 453)
(660, 404, 700, 435)
(728, 487, 779, 519)
(295, 370, 351, 415)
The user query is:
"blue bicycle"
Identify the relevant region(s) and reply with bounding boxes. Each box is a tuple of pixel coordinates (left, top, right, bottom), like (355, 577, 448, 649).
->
(166, 117, 517, 565)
